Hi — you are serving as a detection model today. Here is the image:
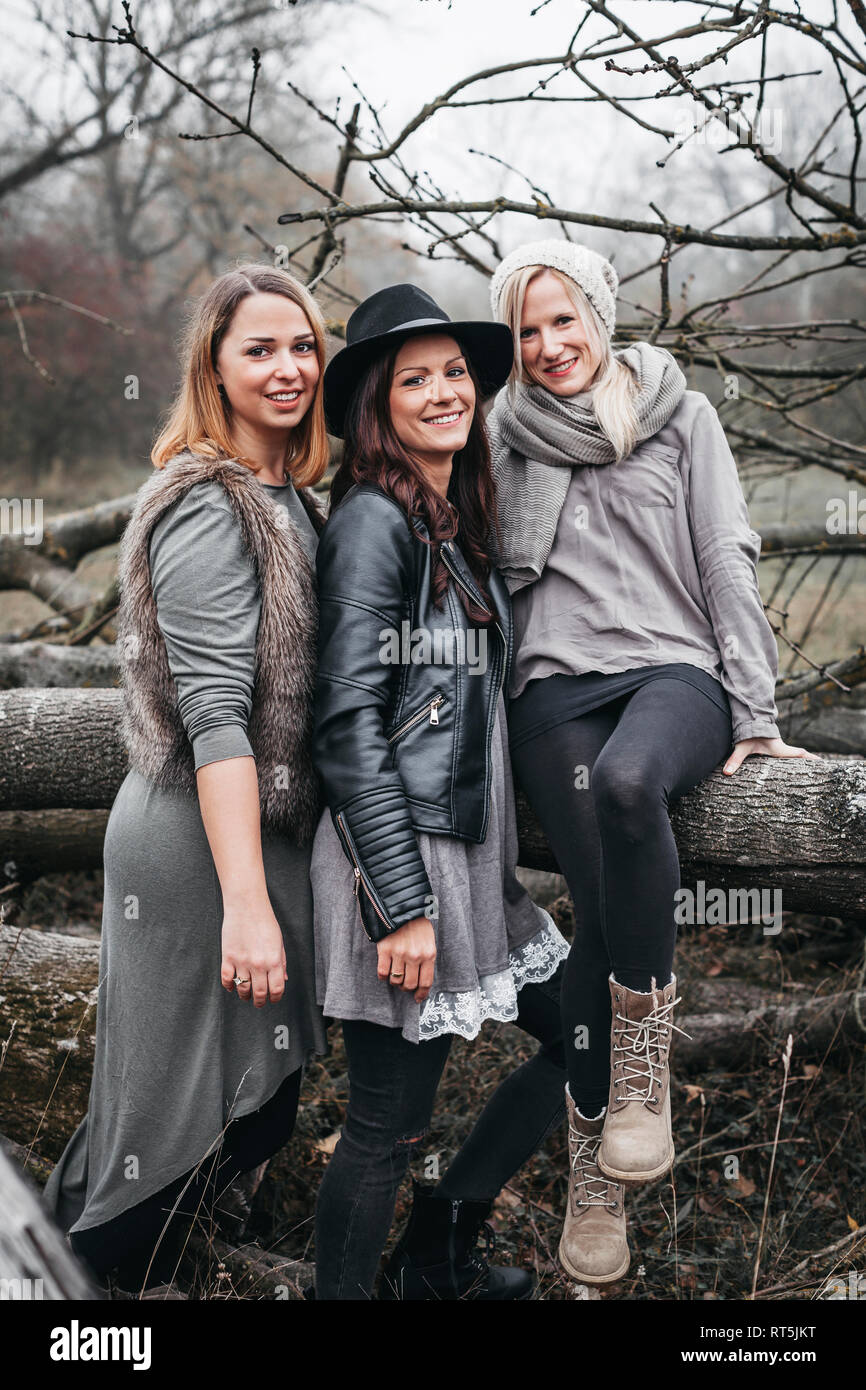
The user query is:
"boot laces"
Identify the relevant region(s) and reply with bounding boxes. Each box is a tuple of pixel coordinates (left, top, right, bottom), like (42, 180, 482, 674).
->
(568, 1125, 618, 1209)
(613, 993, 690, 1104)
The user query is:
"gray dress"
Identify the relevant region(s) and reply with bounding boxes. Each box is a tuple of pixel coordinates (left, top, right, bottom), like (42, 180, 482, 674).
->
(311, 688, 570, 1045)
(43, 479, 328, 1235)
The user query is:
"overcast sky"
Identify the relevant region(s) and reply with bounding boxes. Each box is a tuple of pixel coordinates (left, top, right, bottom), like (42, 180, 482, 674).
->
(281, 0, 854, 303)
(0, 0, 859, 312)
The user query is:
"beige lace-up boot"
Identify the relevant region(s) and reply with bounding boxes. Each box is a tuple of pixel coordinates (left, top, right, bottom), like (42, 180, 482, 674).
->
(598, 973, 687, 1184)
(559, 1085, 630, 1285)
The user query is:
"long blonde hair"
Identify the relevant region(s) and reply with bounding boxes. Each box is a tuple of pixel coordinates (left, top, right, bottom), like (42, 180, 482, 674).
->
(151, 262, 330, 487)
(497, 265, 639, 461)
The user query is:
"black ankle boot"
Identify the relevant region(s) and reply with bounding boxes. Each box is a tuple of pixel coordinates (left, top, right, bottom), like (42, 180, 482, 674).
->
(379, 1179, 534, 1301)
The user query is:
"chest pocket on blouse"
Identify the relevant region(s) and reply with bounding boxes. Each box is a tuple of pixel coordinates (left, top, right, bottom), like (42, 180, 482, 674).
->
(610, 441, 681, 508)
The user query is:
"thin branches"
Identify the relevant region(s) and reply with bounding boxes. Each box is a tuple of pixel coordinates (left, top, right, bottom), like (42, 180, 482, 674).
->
(68, 2, 337, 203)
(63, 0, 866, 681)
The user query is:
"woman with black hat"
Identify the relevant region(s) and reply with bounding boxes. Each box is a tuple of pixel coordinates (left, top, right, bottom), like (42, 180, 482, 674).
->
(309, 283, 571, 1301)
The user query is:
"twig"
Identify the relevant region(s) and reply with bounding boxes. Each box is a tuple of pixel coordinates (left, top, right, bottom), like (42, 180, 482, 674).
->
(751, 1034, 793, 1298)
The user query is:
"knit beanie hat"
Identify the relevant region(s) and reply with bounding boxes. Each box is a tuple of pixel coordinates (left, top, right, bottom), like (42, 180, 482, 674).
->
(489, 238, 618, 338)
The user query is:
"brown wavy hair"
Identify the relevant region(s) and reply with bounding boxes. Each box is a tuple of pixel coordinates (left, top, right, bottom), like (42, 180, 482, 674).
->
(329, 338, 502, 623)
(151, 262, 330, 487)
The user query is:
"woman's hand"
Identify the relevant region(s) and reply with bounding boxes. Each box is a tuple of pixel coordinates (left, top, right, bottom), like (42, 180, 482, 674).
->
(377, 916, 436, 1003)
(196, 757, 287, 1006)
(221, 897, 288, 1007)
(723, 736, 822, 775)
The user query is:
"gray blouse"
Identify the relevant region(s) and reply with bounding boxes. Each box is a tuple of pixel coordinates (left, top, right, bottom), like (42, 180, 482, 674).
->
(508, 391, 780, 744)
(148, 478, 319, 768)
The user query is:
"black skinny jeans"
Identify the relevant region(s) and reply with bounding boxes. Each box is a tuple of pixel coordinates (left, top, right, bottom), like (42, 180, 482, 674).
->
(70, 1067, 303, 1291)
(314, 967, 567, 1300)
(509, 678, 732, 1116)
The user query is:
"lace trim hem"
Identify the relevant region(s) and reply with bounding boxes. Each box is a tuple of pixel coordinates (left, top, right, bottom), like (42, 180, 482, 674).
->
(417, 910, 570, 1042)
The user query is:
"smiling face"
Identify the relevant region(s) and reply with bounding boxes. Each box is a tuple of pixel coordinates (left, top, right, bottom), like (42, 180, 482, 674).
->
(387, 332, 476, 470)
(214, 292, 320, 438)
(518, 269, 603, 396)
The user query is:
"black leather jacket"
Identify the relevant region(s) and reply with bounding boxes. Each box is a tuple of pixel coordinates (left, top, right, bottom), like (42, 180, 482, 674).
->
(312, 482, 513, 942)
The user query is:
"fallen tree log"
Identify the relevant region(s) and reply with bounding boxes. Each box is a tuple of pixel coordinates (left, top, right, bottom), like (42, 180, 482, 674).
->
(778, 700, 866, 755)
(516, 753, 866, 921)
(0, 642, 119, 689)
(2, 690, 865, 917)
(775, 648, 866, 700)
(674, 978, 866, 1070)
(668, 754, 866, 921)
(1, 925, 863, 1162)
(36, 495, 138, 566)
(0, 690, 128, 810)
(0, 494, 135, 574)
(0, 494, 133, 645)
(0, 1141, 101, 1299)
(759, 522, 866, 555)
(0, 546, 111, 636)
(776, 655, 866, 754)
(0, 809, 109, 881)
(0, 925, 100, 1160)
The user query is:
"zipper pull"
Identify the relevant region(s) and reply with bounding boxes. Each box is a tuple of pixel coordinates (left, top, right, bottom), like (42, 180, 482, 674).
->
(429, 699, 441, 726)
(352, 867, 361, 898)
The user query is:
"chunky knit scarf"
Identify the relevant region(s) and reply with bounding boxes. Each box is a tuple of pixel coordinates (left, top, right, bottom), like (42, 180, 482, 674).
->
(487, 342, 687, 591)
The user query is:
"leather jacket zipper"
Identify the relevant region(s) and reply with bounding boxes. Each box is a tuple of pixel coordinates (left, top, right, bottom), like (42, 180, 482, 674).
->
(334, 810, 392, 938)
(478, 646, 505, 842)
(439, 543, 507, 842)
(387, 691, 446, 744)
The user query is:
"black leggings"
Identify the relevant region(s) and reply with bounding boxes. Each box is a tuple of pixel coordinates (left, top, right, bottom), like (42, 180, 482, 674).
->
(70, 1067, 303, 1291)
(314, 969, 566, 1300)
(510, 678, 732, 1115)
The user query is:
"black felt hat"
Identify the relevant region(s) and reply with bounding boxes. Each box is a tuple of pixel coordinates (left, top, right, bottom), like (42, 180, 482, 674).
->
(323, 283, 514, 438)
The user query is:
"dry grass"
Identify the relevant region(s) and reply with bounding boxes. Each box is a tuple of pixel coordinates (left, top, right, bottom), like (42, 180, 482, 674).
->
(241, 900, 866, 1302)
(11, 871, 865, 1300)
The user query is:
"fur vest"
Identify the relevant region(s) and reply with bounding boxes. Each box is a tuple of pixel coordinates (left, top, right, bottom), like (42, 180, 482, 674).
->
(116, 450, 326, 844)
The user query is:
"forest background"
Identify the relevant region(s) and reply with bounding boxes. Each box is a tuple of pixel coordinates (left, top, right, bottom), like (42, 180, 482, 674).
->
(1, 0, 864, 1303)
